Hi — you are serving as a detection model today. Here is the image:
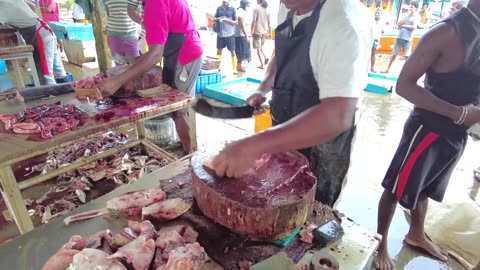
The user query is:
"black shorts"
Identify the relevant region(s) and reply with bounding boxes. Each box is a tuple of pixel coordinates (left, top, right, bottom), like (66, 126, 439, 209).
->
(382, 116, 467, 209)
(217, 35, 235, 51)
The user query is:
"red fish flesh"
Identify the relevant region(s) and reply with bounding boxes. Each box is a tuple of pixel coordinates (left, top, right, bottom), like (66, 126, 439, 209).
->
(106, 189, 167, 217)
(0, 103, 85, 139)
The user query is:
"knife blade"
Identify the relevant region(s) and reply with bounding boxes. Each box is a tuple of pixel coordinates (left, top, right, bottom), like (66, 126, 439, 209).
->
(192, 98, 255, 119)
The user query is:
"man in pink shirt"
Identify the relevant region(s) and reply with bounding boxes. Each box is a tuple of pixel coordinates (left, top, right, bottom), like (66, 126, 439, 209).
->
(39, 0, 60, 23)
(98, 0, 203, 154)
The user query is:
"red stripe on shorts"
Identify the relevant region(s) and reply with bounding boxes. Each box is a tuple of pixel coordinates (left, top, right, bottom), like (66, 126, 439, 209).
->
(396, 132, 439, 200)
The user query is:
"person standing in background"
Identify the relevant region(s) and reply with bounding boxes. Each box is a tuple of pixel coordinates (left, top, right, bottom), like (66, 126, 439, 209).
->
(0, 0, 67, 85)
(39, 0, 60, 23)
(371, 8, 384, 73)
(383, 1, 419, 74)
(419, 3, 430, 25)
(215, 0, 238, 74)
(235, 0, 252, 72)
(103, 0, 139, 65)
(98, 0, 203, 155)
(127, 0, 146, 55)
(251, 0, 270, 69)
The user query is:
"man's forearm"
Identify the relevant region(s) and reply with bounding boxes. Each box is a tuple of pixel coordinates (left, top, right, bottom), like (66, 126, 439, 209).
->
(247, 98, 357, 154)
(114, 45, 163, 86)
(223, 19, 237, 25)
(397, 81, 460, 121)
(258, 55, 276, 93)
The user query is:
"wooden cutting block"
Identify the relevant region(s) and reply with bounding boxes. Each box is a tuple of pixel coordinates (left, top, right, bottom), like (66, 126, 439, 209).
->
(73, 86, 103, 100)
(191, 151, 317, 241)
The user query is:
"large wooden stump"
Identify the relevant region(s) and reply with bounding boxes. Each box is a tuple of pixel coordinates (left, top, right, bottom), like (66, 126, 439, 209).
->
(191, 151, 317, 241)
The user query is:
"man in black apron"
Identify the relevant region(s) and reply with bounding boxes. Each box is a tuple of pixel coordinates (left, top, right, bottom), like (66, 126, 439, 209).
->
(211, 0, 372, 207)
(99, 0, 203, 154)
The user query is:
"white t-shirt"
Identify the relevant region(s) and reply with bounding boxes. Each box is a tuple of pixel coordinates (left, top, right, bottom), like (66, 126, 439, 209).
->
(0, 0, 39, 28)
(235, 8, 251, 37)
(278, 0, 373, 100)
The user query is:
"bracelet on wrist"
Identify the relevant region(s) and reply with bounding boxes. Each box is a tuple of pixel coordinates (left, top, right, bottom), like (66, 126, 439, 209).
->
(454, 106, 467, 125)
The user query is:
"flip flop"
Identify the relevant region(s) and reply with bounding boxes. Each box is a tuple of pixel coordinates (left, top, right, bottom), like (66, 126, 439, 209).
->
(257, 66, 264, 70)
(264, 58, 269, 65)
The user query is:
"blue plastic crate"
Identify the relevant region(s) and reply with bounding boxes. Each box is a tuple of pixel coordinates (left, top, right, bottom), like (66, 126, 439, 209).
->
(195, 73, 223, 94)
(49, 22, 94, 41)
(203, 77, 262, 106)
(365, 77, 393, 95)
(0, 60, 6, 75)
(368, 72, 398, 82)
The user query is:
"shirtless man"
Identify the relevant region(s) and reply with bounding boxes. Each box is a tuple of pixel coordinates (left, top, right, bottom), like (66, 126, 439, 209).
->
(374, 1, 480, 269)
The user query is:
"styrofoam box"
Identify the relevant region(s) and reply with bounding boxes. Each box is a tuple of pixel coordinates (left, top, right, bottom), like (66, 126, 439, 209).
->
(64, 40, 97, 66)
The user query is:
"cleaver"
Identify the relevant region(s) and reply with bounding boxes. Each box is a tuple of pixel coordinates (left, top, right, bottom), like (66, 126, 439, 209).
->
(192, 98, 256, 119)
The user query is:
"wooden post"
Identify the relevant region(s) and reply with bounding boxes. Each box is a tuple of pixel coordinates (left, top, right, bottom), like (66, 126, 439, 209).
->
(0, 166, 34, 234)
(89, 0, 111, 74)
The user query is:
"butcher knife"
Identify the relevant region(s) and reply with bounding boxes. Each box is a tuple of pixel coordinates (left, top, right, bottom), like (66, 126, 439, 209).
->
(192, 98, 257, 119)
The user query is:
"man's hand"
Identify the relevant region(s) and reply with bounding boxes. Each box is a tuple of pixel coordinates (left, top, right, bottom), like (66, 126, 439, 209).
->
(246, 92, 267, 115)
(211, 139, 260, 178)
(97, 77, 123, 98)
(462, 104, 480, 127)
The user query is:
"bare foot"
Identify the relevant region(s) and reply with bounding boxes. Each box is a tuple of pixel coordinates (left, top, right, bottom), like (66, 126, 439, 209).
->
(374, 247, 396, 270)
(404, 235, 448, 261)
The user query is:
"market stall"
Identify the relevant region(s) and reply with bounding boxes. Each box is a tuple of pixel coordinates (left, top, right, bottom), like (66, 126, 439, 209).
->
(0, 89, 196, 235)
(0, 159, 380, 270)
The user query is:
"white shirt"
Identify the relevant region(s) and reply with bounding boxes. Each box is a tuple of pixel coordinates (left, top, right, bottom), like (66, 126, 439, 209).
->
(235, 7, 251, 37)
(0, 0, 39, 28)
(278, 0, 373, 100)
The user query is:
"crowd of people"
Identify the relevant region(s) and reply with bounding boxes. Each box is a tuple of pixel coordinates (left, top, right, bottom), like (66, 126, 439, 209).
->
(213, 0, 271, 74)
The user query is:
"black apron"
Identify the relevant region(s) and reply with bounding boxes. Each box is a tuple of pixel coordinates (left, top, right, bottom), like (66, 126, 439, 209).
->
(17, 25, 46, 85)
(162, 33, 186, 88)
(270, 0, 356, 206)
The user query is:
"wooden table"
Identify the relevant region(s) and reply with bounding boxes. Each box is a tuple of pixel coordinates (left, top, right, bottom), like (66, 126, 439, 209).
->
(0, 91, 197, 234)
(0, 159, 379, 270)
(0, 45, 41, 88)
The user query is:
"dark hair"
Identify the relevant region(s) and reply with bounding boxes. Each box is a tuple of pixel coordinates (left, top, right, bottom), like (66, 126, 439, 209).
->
(258, 0, 268, 8)
(410, 1, 419, 9)
(240, 0, 249, 9)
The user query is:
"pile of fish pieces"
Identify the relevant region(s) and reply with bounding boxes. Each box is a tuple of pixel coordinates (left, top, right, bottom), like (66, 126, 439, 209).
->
(43, 221, 208, 270)
(25, 132, 129, 177)
(45, 189, 202, 270)
(26, 147, 170, 224)
(0, 102, 85, 139)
